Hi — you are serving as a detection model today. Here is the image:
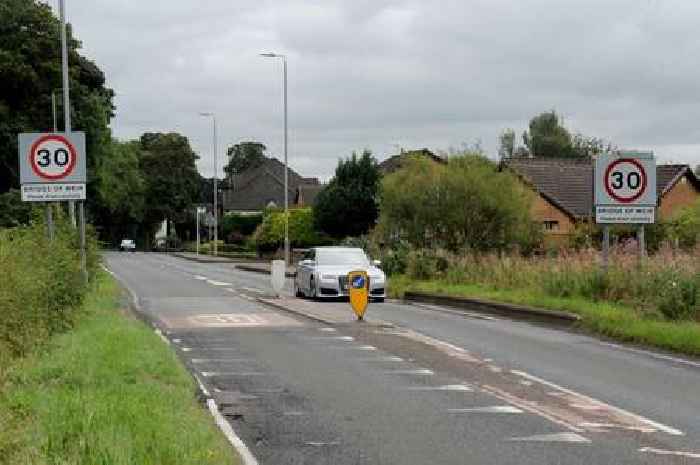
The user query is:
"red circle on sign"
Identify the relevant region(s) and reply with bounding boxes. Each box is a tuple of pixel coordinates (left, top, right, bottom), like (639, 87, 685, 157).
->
(604, 158, 647, 203)
(28, 134, 77, 180)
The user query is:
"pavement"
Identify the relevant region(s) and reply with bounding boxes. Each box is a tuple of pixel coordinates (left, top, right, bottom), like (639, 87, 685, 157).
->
(104, 251, 700, 465)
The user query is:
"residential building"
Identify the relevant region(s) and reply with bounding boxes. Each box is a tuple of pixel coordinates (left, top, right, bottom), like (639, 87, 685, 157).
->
(379, 148, 446, 175)
(503, 157, 700, 245)
(222, 156, 319, 214)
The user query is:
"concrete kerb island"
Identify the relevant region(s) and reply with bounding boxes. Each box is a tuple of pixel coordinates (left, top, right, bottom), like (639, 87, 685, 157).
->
(403, 291, 581, 325)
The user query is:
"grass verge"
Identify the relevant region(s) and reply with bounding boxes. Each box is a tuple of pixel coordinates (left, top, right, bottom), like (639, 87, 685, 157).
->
(0, 270, 240, 465)
(390, 275, 700, 357)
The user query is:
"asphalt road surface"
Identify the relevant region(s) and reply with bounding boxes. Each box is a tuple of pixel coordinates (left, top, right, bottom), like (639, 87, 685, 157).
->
(104, 252, 700, 465)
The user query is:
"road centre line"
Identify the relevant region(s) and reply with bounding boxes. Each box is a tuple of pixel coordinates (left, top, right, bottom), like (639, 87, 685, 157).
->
(510, 370, 684, 436)
(448, 406, 524, 414)
(387, 369, 434, 376)
(401, 384, 472, 392)
(364, 356, 405, 362)
(193, 275, 208, 280)
(638, 447, 700, 459)
(207, 280, 232, 286)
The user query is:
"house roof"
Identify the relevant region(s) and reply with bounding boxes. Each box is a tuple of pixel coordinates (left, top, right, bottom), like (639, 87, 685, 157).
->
(223, 157, 319, 211)
(379, 148, 446, 174)
(296, 184, 325, 207)
(504, 157, 699, 220)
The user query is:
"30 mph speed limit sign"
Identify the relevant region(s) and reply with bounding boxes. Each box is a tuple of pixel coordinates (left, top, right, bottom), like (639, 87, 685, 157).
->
(595, 151, 656, 224)
(18, 132, 86, 201)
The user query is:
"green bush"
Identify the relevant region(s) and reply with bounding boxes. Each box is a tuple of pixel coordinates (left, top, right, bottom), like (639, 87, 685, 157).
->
(0, 217, 98, 362)
(252, 208, 328, 254)
(221, 213, 263, 244)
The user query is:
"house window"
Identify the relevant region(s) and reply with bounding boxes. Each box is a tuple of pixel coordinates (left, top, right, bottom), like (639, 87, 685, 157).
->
(543, 220, 559, 231)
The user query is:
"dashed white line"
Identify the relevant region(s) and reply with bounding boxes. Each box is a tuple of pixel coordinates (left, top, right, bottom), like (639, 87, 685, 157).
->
(448, 406, 523, 414)
(364, 356, 405, 362)
(638, 447, 700, 459)
(173, 338, 182, 344)
(387, 369, 434, 376)
(193, 275, 208, 280)
(402, 384, 472, 392)
(318, 327, 337, 332)
(508, 432, 591, 443)
(305, 441, 340, 447)
(207, 280, 232, 286)
(510, 370, 684, 436)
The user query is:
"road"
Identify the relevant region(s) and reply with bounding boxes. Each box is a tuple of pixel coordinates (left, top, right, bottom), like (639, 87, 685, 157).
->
(104, 252, 700, 465)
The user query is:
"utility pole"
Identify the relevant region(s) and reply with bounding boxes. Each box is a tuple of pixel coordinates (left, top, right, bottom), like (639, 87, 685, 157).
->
(59, 0, 87, 283)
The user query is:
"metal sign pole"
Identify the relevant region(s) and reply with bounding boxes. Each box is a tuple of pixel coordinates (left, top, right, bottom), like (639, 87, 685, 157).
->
(79, 202, 87, 284)
(638, 225, 646, 266)
(602, 225, 610, 273)
(196, 209, 200, 256)
(46, 203, 54, 241)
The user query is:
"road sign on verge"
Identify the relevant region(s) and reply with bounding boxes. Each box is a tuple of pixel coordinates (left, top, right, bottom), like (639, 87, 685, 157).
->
(595, 151, 656, 224)
(18, 132, 86, 201)
(348, 270, 369, 321)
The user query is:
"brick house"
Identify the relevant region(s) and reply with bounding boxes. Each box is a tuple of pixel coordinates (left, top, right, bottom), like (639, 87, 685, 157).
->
(378, 148, 446, 175)
(503, 157, 700, 245)
(222, 156, 319, 214)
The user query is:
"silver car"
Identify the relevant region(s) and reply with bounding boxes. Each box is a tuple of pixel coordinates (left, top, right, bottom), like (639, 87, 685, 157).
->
(294, 247, 386, 301)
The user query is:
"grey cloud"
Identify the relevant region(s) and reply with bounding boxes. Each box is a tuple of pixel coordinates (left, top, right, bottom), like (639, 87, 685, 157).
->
(62, 0, 700, 180)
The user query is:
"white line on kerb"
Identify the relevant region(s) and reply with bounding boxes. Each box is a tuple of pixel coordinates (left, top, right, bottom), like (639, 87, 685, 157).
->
(599, 341, 700, 369)
(194, 374, 210, 397)
(154, 329, 170, 345)
(510, 370, 684, 436)
(639, 447, 700, 459)
(207, 399, 259, 465)
(200, 372, 267, 377)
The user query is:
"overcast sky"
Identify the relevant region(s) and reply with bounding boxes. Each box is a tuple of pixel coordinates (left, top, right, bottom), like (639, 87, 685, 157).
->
(56, 0, 700, 180)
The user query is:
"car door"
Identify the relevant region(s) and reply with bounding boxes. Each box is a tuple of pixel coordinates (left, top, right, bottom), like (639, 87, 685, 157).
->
(299, 249, 315, 292)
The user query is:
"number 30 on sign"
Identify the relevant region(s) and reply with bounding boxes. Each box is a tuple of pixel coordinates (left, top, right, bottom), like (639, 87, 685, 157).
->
(594, 152, 656, 224)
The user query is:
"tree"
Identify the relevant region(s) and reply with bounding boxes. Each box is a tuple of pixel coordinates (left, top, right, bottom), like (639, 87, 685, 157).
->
(498, 129, 515, 159)
(377, 153, 541, 252)
(93, 140, 146, 244)
(0, 0, 114, 193)
(522, 111, 576, 158)
(314, 150, 381, 238)
(571, 133, 615, 158)
(252, 208, 326, 255)
(138, 132, 200, 246)
(224, 141, 266, 178)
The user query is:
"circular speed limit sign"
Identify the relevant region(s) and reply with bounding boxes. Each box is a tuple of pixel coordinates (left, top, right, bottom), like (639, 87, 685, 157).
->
(28, 134, 77, 180)
(604, 158, 647, 203)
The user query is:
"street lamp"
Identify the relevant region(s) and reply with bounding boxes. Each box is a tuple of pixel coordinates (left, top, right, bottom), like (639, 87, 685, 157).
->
(199, 112, 218, 257)
(260, 52, 289, 267)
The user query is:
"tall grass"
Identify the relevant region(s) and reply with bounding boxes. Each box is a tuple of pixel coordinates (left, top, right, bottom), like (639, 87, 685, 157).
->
(404, 246, 700, 321)
(0, 216, 98, 367)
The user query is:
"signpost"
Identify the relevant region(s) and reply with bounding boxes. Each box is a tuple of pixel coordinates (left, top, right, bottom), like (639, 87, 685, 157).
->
(18, 132, 86, 201)
(594, 151, 656, 268)
(348, 271, 370, 321)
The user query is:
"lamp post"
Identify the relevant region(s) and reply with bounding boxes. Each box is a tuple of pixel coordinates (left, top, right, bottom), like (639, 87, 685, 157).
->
(199, 112, 218, 257)
(260, 52, 289, 267)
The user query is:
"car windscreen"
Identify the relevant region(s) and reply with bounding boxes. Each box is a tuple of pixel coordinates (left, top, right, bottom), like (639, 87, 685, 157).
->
(316, 249, 369, 266)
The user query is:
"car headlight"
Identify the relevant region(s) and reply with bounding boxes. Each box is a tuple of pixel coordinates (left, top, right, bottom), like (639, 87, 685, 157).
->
(321, 275, 336, 280)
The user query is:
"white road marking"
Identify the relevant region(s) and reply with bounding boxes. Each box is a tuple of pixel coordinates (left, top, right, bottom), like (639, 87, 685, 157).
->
(309, 336, 354, 341)
(191, 358, 253, 363)
(599, 341, 700, 369)
(305, 441, 340, 447)
(242, 287, 265, 294)
(207, 399, 259, 465)
(510, 370, 684, 436)
(282, 411, 306, 416)
(154, 328, 170, 345)
(318, 327, 337, 332)
(401, 384, 472, 392)
(508, 432, 591, 443)
(173, 338, 182, 344)
(194, 374, 210, 397)
(201, 371, 267, 377)
(207, 280, 232, 286)
(364, 356, 405, 362)
(181, 347, 192, 352)
(639, 447, 700, 459)
(578, 422, 655, 433)
(357, 345, 377, 351)
(194, 275, 208, 280)
(487, 365, 503, 373)
(387, 369, 434, 376)
(448, 406, 524, 414)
